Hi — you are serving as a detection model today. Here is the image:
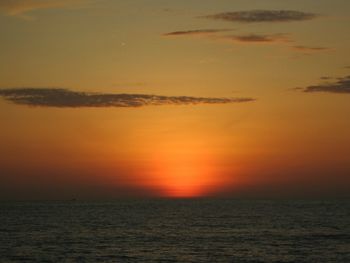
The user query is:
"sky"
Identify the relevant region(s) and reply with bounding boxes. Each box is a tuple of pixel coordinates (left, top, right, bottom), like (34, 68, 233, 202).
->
(0, 0, 349, 199)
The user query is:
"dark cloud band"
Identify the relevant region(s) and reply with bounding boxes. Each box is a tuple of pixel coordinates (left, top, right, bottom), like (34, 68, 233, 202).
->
(302, 76, 350, 94)
(292, 45, 330, 53)
(226, 33, 290, 43)
(203, 10, 317, 23)
(163, 29, 231, 37)
(0, 88, 255, 108)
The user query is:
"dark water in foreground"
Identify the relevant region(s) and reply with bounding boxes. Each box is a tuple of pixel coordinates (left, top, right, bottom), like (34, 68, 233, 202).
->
(0, 200, 349, 262)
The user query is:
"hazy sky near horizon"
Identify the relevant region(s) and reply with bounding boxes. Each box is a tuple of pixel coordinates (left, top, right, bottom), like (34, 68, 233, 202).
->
(0, 0, 349, 199)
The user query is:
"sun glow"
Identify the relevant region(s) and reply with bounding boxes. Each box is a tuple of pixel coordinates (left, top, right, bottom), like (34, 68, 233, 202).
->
(150, 144, 220, 198)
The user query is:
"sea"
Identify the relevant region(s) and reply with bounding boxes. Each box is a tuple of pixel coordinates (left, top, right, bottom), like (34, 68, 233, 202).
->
(0, 199, 349, 262)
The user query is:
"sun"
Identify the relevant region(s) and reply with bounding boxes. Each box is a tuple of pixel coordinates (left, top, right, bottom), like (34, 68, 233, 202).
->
(160, 161, 204, 198)
(151, 150, 218, 198)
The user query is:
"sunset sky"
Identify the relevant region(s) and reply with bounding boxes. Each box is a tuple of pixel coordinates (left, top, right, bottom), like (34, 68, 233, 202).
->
(0, 0, 349, 199)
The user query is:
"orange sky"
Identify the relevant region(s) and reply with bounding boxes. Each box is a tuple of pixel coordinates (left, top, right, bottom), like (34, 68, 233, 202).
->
(0, 0, 350, 199)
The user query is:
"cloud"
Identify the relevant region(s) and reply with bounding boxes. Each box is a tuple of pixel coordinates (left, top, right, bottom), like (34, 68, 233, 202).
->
(0, 0, 88, 17)
(0, 88, 255, 108)
(223, 33, 291, 44)
(162, 29, 232, 37)
(203, 10, 318, 23)
(301, 75, 350, 94)
(289, 87, 304, 91)
(163, 29, 292, 46)
(292, 45, 331, 53)
(162, 28, 329, 55)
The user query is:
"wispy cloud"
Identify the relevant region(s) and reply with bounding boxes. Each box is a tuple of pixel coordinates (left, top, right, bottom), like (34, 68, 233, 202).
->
(0, 88, 255, 108)
(162, 28, 329, 54)
(163, 29, 291, 45)
(0, 0, 89, 17)
(222, 33, 291, 44)
(203, 10, 318, 23)
(162, 29, 232, 37)
(292, 45, 331, 53)
(320, 76, 333, 80)
(162, 10, 326, 53)
(300, 75, 350, 94)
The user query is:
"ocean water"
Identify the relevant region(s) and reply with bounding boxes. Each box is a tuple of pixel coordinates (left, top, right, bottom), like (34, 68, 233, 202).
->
(0, 200, 349, 262)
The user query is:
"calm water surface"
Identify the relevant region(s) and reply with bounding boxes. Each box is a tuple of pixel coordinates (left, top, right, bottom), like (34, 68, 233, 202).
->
(0, 200, 349, 262)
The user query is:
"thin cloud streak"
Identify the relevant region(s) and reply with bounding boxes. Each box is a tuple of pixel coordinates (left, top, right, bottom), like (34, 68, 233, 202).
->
(222, 33, 291, 44)
(0, 88, 256, 108)
(162, 29, 329, 53)
(0, 0, 89, 16)
(203, 10, 318, 23)
(292, 45, 331, 53)
(163, 30, 292, 46)
(162, 29, 232, 37)
(301, 75, 350, 94)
